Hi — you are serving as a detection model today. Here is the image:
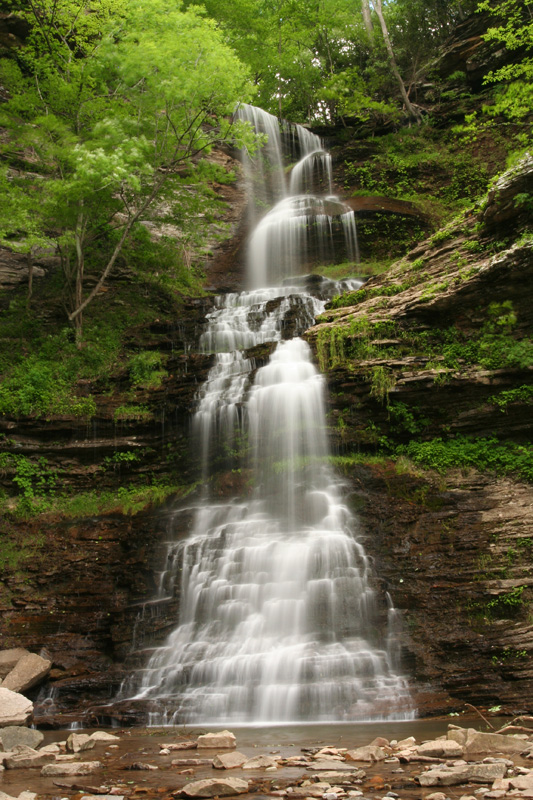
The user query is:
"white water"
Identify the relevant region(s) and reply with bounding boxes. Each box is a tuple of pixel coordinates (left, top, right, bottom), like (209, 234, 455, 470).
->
(129, 105, 413, 724)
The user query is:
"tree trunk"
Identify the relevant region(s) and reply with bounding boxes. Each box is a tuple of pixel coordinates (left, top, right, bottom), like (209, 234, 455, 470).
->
(372, 0, 422, 123)
(361, 0, 374, 44)
(74, 209, 86, 347)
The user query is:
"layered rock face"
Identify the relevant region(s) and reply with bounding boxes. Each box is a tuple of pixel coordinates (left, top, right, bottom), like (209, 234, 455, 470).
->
(307, 154, 533, 714)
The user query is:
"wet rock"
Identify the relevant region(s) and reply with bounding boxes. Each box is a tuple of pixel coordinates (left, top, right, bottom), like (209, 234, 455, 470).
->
(1, 653, 51, 693)
(345, 747, 387, 763)
(180, 777, 249, 797)
(0, 689, 33, 727)
(311, 762, 364, 772)
(0, 650, 29, 679)
(464, 731, 526, 756)
(67, 733, 96, 753)
(417, 762, 507, 786)
(129, 762, 158, 770)
(4, 747, 54, 769)
(90, 732, 120, 743)
(510, 774, 533, 790)
(0, 727, 43, 751)
(417, 740, 464, 758)
(290, 785, 331, 798)
(40, 743, 60, 754)
(369, 738, 389, 748)
(243, 755, 279, 769)
(197, 730, 236, 749)
(213, 752, 248, 769)
(161, 741, 198, 751)
(41, 761, 103, 777)
(314, 771, 366, 783)
(171, 758, 212, 767)
(424, 794, 448, 800)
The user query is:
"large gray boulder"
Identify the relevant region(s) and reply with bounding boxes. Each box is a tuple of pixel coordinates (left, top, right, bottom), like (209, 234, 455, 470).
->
(0, 728, 43, 751)
(0, 650, 29, 680)
(0, 689, 33, 727)
(2, 653, 51, 694)
(180, 778, 249, 797)
(463, 730, 526, 756)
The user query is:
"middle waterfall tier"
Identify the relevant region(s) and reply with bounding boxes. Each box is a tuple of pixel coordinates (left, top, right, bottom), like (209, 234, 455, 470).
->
(129, 284, 413, 724)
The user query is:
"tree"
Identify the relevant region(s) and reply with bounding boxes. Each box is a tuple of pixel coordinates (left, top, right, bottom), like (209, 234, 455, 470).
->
(0, 0, 255, 342)
(478, 0, 533, 125)
(370, 0, 422, 122)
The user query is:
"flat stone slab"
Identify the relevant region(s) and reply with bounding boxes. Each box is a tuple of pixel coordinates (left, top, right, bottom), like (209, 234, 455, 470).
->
(242, 755, 278, 769)
(417, 740, 463, 758)
(41, 762, 102, 777)
(181, 778, 249, 797)
(0, 689, 33, 728)
(418, 762, 507, 787)
(310, 761, 364, 771)
(90, 732, 120, 742)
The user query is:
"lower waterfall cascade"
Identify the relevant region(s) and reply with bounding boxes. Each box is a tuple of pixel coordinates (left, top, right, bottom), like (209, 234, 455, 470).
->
(126, 104, 415, 724)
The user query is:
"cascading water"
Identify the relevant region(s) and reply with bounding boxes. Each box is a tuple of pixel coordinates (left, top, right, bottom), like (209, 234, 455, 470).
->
(127, 104, 414, 724)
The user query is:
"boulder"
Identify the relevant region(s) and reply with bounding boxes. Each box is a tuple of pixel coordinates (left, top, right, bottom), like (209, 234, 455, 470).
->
(0, 727, 43, 751)
(90, 731, 120, 742)
(171, 758, 212, 767)
(243, 755, 278, 769)
(5, 747, 55, 769)
(447, 727, 472, 747)
(66, 733, 96, 753)
(345, 746, 387, 763)
(0, 792, 18, 800)
(290, 785, 331, 798)
(2, 654, 51, 694)
(510, 774, 533, 790)
(41, 761, 102, 777)
(464, 731, 526, 756)
(197, 731, 236, 749)
(417, 740, 464, 758)
(418, 762, 507, 787)
(180, 778, 249, 797)
(0, 650, 29, 679)
(213, 752, 248, 770)
(161, 741, 198, 751)
(0, 689, 33, 727)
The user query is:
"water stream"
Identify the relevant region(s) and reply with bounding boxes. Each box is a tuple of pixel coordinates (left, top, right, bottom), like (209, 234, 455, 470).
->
(128, 104, 414, 724)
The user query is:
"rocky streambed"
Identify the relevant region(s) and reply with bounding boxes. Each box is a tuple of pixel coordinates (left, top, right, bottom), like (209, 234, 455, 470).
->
(3, 721, 533, 800)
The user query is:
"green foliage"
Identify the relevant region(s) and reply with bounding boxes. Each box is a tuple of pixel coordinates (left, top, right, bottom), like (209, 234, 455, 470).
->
(128, 351, 168, 389)
(369, 366, 396, 406)
(488, 385, 533, 411)
(0, 453, 59, 515)
(486, 586, 526, 616)
(398, 437, 533, 482)
(113, 404, 153, 422)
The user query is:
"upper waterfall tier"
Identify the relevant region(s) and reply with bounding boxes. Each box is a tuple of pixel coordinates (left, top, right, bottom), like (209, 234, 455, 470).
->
(234, 103, 360, 288)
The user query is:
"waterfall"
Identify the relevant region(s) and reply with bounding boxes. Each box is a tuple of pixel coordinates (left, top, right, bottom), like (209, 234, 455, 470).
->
(128, 104, 413, 724)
